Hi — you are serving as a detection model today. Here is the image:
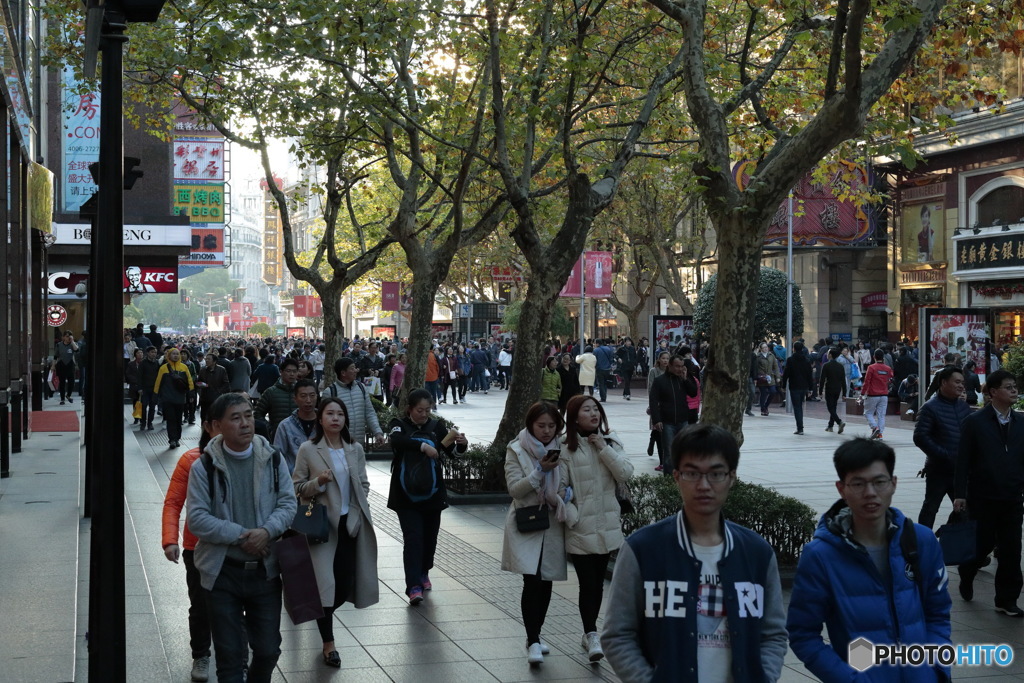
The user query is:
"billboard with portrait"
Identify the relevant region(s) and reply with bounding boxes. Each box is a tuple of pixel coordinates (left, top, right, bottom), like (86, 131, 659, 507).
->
(919, 308, 990, 390)
(902, 201, 945, 264)
(650, 315, 695, 354)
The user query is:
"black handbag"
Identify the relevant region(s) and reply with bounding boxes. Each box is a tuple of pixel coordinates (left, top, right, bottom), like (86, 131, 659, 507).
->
(616, 481, 635, 515)
(936, 510, 977, 566)
(515, 504, 550, 533)
(291, 496, 330, 544)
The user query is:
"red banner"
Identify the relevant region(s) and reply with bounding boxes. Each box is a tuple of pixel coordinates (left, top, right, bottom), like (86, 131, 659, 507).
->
(123, 266, 178, 293)
(861, 292, 888, 311)
(381, 281, 400, 311)
(559, 251, 614, 298)
(293, 295, 322, 318)
(229, 302, 243, 323)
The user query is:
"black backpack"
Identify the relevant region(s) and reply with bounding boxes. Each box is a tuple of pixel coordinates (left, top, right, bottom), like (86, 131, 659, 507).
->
(392, 418, 440, 502)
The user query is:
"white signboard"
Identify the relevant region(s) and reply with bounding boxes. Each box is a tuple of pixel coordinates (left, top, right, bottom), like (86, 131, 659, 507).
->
(52, 223, 193, 247)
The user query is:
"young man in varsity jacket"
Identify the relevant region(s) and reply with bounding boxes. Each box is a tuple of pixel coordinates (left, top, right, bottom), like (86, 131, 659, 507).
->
(602, 424, 787, 682)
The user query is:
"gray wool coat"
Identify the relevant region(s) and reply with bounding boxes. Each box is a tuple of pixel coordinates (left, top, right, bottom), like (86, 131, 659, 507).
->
(293, 439, 379, 609)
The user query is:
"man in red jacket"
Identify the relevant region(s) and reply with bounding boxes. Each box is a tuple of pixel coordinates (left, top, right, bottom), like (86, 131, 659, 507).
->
(861, 349, 893, 439)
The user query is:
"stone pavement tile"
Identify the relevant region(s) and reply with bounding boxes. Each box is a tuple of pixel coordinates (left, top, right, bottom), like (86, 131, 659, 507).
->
(277, 644, 378, 672)
(347, 622, 448, 646)
(435, 617, 531, 641)
(281, 623, 359, 650)
(416, 601, 508, 623)
(336, 606, 431, 628)
(364, 639, 473, 666)
(383, 659, 498, 682)
(477, 654, 606, 682)
(281, 667, 393, 683)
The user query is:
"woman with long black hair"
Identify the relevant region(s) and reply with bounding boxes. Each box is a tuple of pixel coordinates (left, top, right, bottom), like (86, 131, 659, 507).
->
(293, 397, 379, 667)
(561, 395, 633, 662)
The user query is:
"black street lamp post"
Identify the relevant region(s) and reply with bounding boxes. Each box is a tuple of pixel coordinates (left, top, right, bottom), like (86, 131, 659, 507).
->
(83, 1, 166, 680)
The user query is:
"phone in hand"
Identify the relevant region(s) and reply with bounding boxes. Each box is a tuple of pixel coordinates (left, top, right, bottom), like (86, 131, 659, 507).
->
(545, 449, 561, 462)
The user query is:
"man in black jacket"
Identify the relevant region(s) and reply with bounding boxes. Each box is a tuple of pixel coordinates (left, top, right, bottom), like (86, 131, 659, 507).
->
(615, 338, 638, 400)
(954, 369, 1024, 616)
(649, 356, 698, 475)
(818, 347, 847, 434)
(781, 341, 814, 435)
(913, 366, 969, 529)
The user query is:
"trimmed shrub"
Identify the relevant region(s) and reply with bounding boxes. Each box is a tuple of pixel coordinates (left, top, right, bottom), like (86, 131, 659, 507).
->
(620, 474, 817, 567)
(443, 442, 507, 494)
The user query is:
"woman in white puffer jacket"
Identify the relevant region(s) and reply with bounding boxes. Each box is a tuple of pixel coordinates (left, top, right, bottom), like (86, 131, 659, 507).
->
(561, 394, 634, 663)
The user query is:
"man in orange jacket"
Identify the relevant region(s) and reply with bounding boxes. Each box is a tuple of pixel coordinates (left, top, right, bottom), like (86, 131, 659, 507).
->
(162, 423, 218, 682)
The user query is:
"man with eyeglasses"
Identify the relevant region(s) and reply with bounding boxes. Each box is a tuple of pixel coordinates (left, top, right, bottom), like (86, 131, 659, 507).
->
(954, 369, 1024, 617)
(602, 424, 787, 682)
(788, 438, 951, 681)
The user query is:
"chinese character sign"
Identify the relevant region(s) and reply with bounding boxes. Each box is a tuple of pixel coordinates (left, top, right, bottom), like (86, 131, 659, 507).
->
(61, 68, 100, 212)
(954, 234, 1024, 272)
(173, 138, 225, 181)
(173, 184, 226, 225)
(179, 228, 225, 266)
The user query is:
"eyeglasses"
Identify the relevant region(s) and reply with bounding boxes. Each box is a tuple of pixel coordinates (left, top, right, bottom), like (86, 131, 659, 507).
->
(843, 476, 893, 493)
(677, 470, 732, 484)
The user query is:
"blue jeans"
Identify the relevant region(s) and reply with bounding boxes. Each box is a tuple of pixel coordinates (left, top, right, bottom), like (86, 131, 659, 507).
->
(790, 389, 806, 432)
(205, 563, 282, 683)
(595, 369, 610, 401)
(659, 421, 685, 474)
(424, 379, 440, 403)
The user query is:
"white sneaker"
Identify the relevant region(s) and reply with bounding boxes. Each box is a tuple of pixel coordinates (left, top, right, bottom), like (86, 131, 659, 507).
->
(191, 656, 210, 682)
(582, 631, 604, 662)
(527, 642, 544, 664)
(539, 639, 551, 654)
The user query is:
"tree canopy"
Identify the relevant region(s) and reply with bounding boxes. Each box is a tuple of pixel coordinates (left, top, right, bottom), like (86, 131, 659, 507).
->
(693, 267, 804, 343)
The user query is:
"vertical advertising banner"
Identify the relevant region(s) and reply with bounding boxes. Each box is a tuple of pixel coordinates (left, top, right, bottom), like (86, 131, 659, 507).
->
(61, 67, 100, 212)
(559, 252, 614, 298)
(381, 281, 400, 311)
(650, 315, 695, 353)
(920, 308, 990, 387)
(903, 201, 945, 264)
(293, 295, 308, 318)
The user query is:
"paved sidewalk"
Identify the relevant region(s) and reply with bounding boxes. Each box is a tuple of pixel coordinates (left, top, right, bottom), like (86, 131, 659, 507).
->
(1, 388, 1022, 681)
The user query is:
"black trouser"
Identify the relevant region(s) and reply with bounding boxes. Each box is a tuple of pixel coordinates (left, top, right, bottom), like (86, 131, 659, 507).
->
(960, 498, 1024, 607)
(165, 401, 184, 443)
(183, 549, 212, 659)
(185, 391, 197, 423)
(825, 391, 842, 427)
(55, 362, 75, 400)
(569, 553, 610, 634)
(316, 514, 356, 643)
(918, 469, 955, 530)
(444, 378, 458, 402)
(396, 508, 442, 594)
(522, 572, 553, 645)
(620, 365, 634, 397)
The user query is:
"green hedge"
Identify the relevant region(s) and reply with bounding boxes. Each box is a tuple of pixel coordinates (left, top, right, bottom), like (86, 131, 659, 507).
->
(620, 474, 817, 567)
(443, 442, 507, 494)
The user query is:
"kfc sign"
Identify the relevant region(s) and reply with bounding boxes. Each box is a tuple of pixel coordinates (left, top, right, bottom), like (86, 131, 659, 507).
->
(122, 266, 179, 294)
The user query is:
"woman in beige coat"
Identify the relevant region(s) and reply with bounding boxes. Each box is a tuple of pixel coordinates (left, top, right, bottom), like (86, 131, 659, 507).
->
(502, 402, 578, 666)
(293, 397, 379, 668)
(561, 394, 634, 662)
(574, 345, 597, 395)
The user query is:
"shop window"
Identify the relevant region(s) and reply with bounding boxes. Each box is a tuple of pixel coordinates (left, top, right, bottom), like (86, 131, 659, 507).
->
(976, 185, 1024, 227)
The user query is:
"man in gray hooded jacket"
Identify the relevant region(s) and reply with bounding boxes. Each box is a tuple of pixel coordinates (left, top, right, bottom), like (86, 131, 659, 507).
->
(187, 393, 296, 683)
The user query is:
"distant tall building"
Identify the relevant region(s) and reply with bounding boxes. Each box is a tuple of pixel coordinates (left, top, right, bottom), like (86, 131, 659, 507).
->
(231, 179, 278, 321)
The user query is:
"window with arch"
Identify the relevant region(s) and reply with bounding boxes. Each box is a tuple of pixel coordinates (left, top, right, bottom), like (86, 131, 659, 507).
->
(976, 184, 1024, 227)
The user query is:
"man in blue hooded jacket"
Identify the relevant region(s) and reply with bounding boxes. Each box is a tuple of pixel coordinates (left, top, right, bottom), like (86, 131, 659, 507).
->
(788, 438, 951, 682)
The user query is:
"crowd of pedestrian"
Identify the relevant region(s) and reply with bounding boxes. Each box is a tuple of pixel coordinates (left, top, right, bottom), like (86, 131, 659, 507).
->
(125, 321, 1022, 680)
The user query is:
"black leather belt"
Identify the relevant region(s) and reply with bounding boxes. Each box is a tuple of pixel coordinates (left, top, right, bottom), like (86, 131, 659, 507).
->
(223, 557, 263, 570)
